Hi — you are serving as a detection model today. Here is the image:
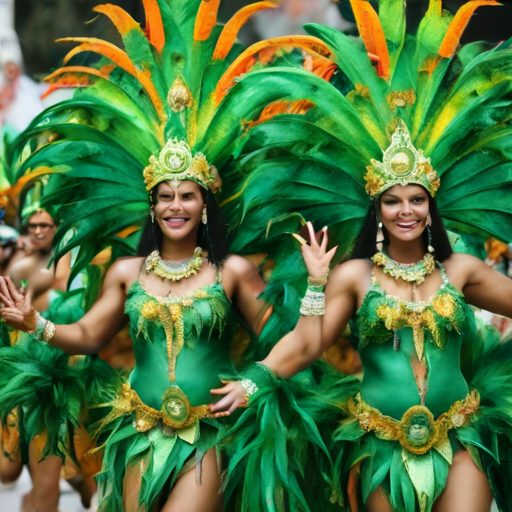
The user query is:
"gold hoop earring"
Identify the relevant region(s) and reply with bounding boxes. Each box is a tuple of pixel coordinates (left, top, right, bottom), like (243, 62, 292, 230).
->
(202, 206, 207, 225)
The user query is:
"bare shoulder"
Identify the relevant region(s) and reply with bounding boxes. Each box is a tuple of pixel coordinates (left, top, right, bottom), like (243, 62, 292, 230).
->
(8, 254, 40, 282)
(222, 254, 258, 278)
(105, 256, 146, 287)
(442, 252, 489, 288)
(442, 252, 484, 275)
(329, 258, 372, 287)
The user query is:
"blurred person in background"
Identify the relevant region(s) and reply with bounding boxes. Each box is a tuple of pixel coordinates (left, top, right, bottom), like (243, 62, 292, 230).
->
(0, 0, 46, 133)
(0, 223, 19, 276)
(253, 0, 352, 39)
(1, 205, 95, 512)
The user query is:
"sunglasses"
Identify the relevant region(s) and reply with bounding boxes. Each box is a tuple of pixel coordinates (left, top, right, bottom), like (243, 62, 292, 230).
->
(27, 223, 55, 232)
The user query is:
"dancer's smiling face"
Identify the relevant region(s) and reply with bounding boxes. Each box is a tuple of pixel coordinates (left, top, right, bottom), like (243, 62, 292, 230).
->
(153, 180, 205, 242)
(379, 185, 430, 244)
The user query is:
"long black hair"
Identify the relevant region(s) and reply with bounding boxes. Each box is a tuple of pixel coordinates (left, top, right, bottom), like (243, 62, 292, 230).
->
(137, 185, 230, 267)
(350, 192, 453, 262)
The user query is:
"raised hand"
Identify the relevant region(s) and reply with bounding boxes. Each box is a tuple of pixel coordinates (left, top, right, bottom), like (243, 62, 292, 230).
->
(0, 277, 36, 331)
(209, 380, 248, 418)
(293, 221, 337, 279)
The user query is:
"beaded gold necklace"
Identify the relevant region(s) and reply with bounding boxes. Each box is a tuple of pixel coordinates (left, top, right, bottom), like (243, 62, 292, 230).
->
(372, 251, 435, 286)
(145, 247, 205, 281)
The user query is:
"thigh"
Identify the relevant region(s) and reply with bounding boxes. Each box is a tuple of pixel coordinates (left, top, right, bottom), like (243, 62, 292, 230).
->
(433, 450, 493, 512)
(366, 486, 395, 512)
(28, 439, 62, 512)
(0, 451, 23, 484)
(161, 448, 223, 512)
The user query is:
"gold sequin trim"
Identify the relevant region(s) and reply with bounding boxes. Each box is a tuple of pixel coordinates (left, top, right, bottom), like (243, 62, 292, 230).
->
(348, 390, 480, 455)
(96, 383, 211, 433)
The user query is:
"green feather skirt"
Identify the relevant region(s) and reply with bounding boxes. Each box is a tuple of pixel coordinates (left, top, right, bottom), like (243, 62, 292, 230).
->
(94, 413, 222, 512)
(0, 338, 118, 464)
(334, 332, 512, 512)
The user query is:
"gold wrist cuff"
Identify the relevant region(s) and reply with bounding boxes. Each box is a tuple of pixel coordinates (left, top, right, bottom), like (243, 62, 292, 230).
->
(307, 275, 328, 287)
(42, 320, 56, 343)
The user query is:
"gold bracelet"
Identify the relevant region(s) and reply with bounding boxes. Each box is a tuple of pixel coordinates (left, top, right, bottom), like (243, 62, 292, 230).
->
(42, 320, 56, 343)
(307, 275, 328, 287)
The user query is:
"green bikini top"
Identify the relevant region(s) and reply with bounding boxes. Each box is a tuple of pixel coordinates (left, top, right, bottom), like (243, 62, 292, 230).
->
(351, 262, 471, 360)
(126, 275, 233, 353)
(125, 268, 236, 396)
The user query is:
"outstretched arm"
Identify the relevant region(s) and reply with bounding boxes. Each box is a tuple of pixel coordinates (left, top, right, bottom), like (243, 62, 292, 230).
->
(0, 259, 131, 355)
(221, 254, 270, 335)
(451, 252, 512, 318)
(211, 223, 356, 414)
(261, 257, 358, 378)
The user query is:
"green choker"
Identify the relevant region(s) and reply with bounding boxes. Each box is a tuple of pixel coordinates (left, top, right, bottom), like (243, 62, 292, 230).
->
(372, 251, 435, 285)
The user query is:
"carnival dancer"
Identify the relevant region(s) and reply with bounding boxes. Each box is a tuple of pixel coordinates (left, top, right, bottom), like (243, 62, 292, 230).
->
(209, 1, 512, 511)
(0, 200, 99, 512)
(0, 1, 347, 511)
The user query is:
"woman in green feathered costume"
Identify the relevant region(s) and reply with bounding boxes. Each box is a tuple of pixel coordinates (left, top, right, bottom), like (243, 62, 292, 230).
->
(212, 1, 512, 511)
(0, 1, 355, 511)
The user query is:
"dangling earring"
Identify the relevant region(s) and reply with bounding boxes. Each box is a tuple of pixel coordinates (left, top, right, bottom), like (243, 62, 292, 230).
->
(150, 208, 155, 223)
(376, 218, 384, 252)
(202, 206, 207, 225)
(427, 225, 434, 254)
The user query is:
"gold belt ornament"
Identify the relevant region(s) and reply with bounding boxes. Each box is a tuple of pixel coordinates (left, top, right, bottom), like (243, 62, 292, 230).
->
(348, 390, 480, 455)
(110, 383, 212, 433)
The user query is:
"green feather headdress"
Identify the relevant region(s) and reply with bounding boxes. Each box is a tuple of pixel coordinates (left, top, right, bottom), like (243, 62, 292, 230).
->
(221, 0, 512, 263)
(6, 0, 335, 282)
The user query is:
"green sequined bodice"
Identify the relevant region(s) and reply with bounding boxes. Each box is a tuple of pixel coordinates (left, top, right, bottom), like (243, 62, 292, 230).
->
(351, 263, 473, 419)
(125, 280, 236, 410)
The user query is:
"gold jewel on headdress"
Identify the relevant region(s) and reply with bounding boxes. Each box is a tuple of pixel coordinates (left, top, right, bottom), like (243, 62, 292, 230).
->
(143, 138, 216, 191)
(167, 77, 193, 113)
(364, 119, 440, 198)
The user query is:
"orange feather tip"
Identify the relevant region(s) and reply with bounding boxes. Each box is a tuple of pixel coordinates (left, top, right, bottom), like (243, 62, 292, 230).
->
(213, 2, 278, 60)
(92, 4, 139, 37)
(141, 0, 165, 52)
(303, 55, 337, 82)
(244, 99, 315, 130)
(194, 0, 222, 42)
(439, 0, 501, 58)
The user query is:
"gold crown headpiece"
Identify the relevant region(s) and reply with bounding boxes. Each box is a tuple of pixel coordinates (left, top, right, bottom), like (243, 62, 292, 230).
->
(364, 120, 440, 198)
(143, 139, 220, 192)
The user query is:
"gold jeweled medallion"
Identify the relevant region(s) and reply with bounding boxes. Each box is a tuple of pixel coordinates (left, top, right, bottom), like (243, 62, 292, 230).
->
(161, 386, 190, 428)
(349, 390, 480, 455)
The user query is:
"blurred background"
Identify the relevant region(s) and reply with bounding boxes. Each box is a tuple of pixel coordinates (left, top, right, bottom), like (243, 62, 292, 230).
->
(2, 0, 512, 131)
(8, 0, 512, 78)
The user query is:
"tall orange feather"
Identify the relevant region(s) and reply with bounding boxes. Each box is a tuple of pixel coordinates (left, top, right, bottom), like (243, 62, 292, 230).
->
(141, 0, 165, 52)
(349, 0, 390, 80)
(214, 36, 332, 104)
